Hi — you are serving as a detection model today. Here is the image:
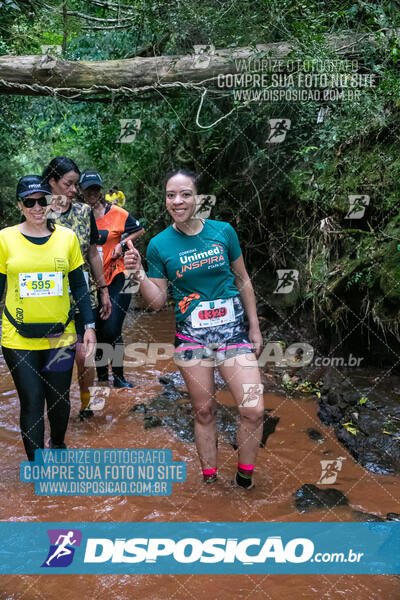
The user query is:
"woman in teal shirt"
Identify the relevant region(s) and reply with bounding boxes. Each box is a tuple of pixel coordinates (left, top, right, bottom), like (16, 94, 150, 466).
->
(124, 170, 264, 489)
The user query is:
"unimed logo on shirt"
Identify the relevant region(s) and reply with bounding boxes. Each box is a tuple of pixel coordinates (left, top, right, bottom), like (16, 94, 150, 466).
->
(176, 244, 225, 277)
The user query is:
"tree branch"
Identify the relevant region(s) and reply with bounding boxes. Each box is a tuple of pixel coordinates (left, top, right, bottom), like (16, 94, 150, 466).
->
(41, 1, 136, 23)
(65, 10, 136, 23)
(81, 21, 136, 30)
(87, 0, 135, 10)
(62, 0, 67, 54)
(0, 30, 397, 99)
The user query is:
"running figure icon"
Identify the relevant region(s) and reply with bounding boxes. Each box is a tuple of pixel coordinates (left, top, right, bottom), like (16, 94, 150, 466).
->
(45, 531, 77, 566)
(41, 529, 82, 568)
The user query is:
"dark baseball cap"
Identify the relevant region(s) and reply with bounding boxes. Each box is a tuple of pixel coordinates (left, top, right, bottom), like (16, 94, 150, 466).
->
(79, 169, 103, 190)
(16, 175, 51, 199)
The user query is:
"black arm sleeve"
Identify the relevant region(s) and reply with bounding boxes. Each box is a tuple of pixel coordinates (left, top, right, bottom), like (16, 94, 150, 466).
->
(68, 266, 95, 324)
(0, 273, 5, 300)
(90, 212, 99, 245)
(124, 213, 143, 235)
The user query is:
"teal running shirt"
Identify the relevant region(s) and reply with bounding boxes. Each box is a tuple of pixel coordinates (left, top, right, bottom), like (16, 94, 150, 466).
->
(146, 220, 242, 321)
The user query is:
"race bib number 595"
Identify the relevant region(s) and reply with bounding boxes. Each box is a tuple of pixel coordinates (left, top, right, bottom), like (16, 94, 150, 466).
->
(19, 272, 63, 298)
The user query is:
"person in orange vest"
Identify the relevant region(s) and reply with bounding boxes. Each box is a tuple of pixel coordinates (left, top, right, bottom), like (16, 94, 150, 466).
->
(80, 170, 144, 387)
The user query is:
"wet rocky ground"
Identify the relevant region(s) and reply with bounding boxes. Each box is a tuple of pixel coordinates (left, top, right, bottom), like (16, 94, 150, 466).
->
(294, 484, 400, 521)
(128, 367, 400, 519)
(256, 309, 400, 476)
(273, 363, 400, 476)
(130, 361, 400, 477)
(317, 368, 400, 476)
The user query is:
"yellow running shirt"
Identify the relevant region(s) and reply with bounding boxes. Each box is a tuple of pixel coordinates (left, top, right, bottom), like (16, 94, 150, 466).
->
(0, 224, 84, 350)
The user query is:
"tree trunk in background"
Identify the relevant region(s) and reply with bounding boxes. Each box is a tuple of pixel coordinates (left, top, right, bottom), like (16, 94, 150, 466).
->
(0, 30, 396, 99)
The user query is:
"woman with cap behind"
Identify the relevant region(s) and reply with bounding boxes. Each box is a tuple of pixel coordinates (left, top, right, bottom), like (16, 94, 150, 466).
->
(80, 169, 144, 387)
(0, 175, 96, 460)
(42, 157, 112, 419)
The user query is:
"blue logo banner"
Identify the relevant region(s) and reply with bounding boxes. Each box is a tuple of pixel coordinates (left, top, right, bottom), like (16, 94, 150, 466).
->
(0, 522, 398, 574)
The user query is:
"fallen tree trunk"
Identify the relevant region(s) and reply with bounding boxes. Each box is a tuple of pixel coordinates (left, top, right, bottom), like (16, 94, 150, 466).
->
(0, 30, 396, 100)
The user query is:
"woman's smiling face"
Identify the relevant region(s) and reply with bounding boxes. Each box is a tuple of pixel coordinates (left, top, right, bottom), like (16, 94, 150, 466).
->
(165, 174, 198, 224)
(18, 193, 47, 225)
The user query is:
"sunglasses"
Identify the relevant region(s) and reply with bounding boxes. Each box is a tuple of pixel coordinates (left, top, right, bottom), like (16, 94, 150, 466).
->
(20, 196, 48, 208)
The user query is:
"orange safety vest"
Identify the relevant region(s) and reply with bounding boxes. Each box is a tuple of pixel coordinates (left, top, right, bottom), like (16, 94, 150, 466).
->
(96, 205, 129, 286)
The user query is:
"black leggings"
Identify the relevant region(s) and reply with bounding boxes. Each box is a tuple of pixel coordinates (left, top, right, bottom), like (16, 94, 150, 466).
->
(2, 344, 75, 461)
(95, 272, 131, 380)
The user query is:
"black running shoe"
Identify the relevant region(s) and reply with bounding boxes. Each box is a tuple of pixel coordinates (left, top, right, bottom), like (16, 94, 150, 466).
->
(47, 439, 67, 449)
(113, 376, 133, 388)
(79, 408, 94, 421)
(233, 472, 255, 489)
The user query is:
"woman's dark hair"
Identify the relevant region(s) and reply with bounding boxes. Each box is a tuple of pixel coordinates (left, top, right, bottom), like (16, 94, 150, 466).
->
(163, 169, 201, 194)
(42, 156, 80, 185)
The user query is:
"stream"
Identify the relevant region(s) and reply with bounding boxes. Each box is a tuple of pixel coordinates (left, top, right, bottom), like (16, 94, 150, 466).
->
(0, 308, 399, 599)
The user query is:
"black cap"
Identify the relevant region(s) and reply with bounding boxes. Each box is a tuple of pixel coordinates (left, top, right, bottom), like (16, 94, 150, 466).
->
(79, 169, 103, 190)
(16, 175, 51, 199)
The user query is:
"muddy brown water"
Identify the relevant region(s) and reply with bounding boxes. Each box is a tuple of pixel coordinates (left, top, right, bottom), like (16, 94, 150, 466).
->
(0, 309, 399, 599)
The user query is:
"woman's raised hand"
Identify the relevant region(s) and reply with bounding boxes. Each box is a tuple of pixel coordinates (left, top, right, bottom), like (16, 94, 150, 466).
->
(124, 239, 143, 274)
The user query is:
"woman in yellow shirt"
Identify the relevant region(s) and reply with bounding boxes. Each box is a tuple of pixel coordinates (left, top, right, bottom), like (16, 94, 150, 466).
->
(0, 175, 96, 460)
